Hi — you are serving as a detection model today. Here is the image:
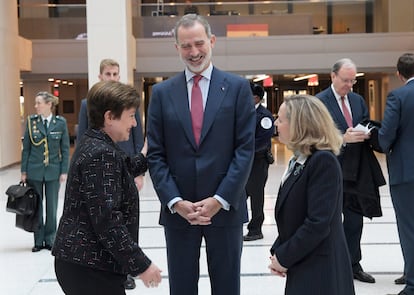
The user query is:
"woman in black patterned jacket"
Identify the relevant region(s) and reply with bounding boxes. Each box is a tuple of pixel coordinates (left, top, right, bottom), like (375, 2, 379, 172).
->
(53, 81, 162, 295)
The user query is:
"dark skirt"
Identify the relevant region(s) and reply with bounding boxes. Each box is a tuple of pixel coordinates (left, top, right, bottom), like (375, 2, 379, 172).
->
(55, 258, 127, 295)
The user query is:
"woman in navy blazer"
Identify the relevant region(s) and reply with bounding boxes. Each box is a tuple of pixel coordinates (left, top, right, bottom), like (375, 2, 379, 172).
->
(269, 95, 355, 295)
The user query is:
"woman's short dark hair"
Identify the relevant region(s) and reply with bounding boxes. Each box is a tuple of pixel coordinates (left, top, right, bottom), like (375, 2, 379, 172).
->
(87, 81, 140, 129)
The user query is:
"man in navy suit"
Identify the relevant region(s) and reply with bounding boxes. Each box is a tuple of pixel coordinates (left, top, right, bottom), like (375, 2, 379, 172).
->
(379, 53, 414, 295)
(146, 14, 255, 295)
(316, 58, 379, 284)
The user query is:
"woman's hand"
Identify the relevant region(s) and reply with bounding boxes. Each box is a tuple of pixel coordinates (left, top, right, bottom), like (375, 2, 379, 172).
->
(20, 173, 27, 183)
(59, 173, 67, 183)
(138, 263, 162, 288)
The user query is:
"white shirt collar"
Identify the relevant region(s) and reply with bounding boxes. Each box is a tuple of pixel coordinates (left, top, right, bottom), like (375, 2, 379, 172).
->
(406, 77, 414, 84)
(185, 63, 213, 83)
(42, 114, 52, 123)
(330, 84, 346, 102)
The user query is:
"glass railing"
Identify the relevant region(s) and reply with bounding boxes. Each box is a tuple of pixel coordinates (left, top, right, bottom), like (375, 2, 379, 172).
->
(17, 0, 401, 39)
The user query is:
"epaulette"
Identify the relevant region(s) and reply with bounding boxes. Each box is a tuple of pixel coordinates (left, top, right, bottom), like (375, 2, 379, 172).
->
(55, 115, 66, 121)
(29, 114, 39, 120)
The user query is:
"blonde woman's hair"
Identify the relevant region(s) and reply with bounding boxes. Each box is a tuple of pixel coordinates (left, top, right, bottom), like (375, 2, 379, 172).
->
(284, 94, 343, 156)
(36, 91, 59, 112)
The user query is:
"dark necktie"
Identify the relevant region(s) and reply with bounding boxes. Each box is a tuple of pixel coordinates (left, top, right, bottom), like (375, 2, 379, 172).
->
(341, 96, 353, 128)
(191, 75, 203, 145)
(43, 119, 48, 133)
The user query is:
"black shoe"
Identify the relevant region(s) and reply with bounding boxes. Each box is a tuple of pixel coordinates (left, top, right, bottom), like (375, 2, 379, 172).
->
(124, 274, 136, 290)
(44, 244, 53, 251)
(243, 233, 263, 241)
(31, 245, 43, 252)
(394, 274, 406, 285)
(353, 270, 375, 283)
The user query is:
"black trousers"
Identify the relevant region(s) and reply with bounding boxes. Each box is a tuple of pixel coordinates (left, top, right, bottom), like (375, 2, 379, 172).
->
(246, 153, 269, 235)
(343, 206, 363, 272)
(55, 258, 126, 295)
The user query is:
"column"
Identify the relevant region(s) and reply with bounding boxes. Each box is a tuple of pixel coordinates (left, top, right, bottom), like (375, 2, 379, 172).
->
(0, 2, 22, 168)
(388, 0, 414, 32)
(86, 0, 136, 86)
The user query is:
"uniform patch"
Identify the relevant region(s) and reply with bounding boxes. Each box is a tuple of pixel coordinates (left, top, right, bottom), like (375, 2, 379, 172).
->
(260, 117, 273, 129)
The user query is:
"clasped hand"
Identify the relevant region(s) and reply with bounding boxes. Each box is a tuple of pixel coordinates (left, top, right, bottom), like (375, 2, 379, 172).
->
(268, 255, 288, 277)
(174, 197, 222, 225)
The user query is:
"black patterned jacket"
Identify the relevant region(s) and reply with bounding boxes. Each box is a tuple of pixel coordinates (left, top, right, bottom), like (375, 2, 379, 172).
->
(52, 128, 151, 276)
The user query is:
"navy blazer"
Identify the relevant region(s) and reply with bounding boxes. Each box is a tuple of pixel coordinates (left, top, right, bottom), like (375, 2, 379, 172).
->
(271, 150, 355, 295)
(147, 67, 255, 227)
(316, 87, 384, 217)
(379, 79, 414, 185)
(316, 87, 369, 134)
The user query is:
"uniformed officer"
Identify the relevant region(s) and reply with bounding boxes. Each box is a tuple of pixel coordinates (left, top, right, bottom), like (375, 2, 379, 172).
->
(244, 83, 275, 241)
(21, 91, 70, 252)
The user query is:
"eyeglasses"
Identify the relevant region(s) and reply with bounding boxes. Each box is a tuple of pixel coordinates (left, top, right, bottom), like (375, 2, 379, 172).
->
(335, 74, 357, 85)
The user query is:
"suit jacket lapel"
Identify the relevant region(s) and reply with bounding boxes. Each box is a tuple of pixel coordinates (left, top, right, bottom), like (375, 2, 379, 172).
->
(48, 116, 56, 134)
(326, 88, 349, 131)
(37, 117, 48, 135)
(347, 92, 362, 126)
(169, 72, 198, 148)
(200, 67, 227, 145)
(275, 163, 303, 217)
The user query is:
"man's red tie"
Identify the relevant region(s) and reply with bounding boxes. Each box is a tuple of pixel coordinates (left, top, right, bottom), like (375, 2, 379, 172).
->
(191, 75, 203, 145)
(341, 96, 353, 128)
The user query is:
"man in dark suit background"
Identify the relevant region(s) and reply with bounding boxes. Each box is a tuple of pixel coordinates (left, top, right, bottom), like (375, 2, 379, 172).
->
(379, 53, 414, 295)
(316, 58, 382, 284)
(147, 14, 255, 295)
(244, 83, 275, 241)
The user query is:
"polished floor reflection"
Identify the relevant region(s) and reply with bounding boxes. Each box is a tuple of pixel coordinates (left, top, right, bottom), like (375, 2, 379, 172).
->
(0, 142, 404, 294)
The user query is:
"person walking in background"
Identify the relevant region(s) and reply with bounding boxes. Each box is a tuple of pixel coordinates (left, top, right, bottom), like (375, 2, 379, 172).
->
(77, 58, 144, 289)
(269, 94, 355, 295)
(244, 83, 274, 242)
(21, 91, 70, 252)
(146, 14, 255, 295)
(53, 81, 162, 295)
(316, 58, 385, 284)
(184, 0, 199, 15)
(378, 53, 414, 295)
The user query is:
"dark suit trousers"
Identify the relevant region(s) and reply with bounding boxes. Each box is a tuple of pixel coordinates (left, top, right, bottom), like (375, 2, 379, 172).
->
(343, 205, 363, 272)
(164, 224, 243, 295)
(29, 179, 60, 246)
(391, 182, 414, 294)
(55, 258, 126, 295)
(246, 153, 269, 235)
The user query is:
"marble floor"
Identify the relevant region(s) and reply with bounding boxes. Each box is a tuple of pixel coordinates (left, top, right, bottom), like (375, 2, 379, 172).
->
(0, 142, 405, 295)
